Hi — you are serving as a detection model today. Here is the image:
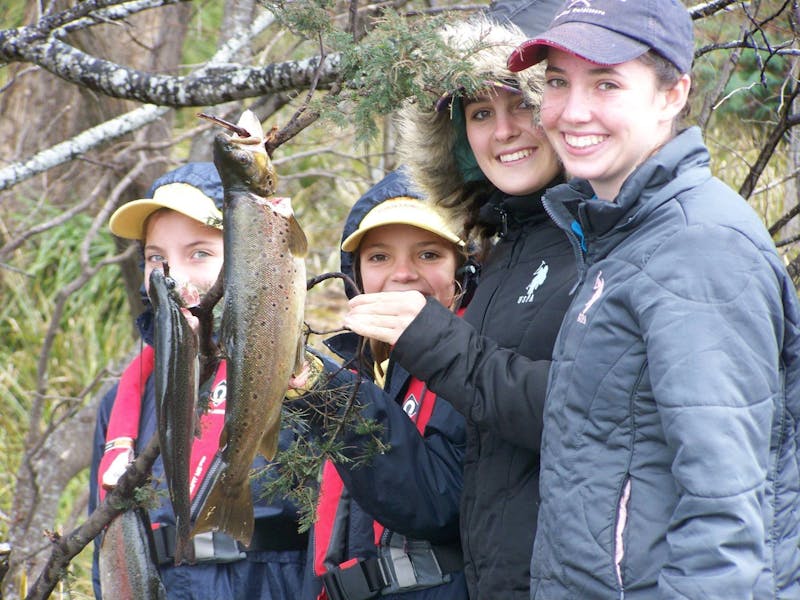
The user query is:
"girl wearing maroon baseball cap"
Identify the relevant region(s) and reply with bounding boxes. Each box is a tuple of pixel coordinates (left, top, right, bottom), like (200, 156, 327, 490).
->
(509, 1, 800, 598)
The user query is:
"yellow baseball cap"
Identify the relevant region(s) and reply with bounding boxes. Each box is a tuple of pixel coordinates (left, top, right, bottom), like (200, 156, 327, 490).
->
(109, 163, 224, 241)
(341, 197, 464, 252)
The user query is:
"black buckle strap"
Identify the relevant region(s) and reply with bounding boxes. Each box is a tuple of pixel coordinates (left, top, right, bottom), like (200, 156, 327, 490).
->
(152, 520, 307, 566)
(246, 517, 307, 551)
(321, 541, 463, 599)
(321, 558, 386, 600)
(152, 525, 176, 565)
(152, 527, 243, 565)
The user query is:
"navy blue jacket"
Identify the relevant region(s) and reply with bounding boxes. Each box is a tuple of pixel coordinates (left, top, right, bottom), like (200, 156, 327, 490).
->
(301, 169, 468, 599)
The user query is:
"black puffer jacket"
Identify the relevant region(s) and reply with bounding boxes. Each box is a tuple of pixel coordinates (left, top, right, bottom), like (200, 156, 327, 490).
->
(393, 189, 576, 599)
(394, 16, 576, 599)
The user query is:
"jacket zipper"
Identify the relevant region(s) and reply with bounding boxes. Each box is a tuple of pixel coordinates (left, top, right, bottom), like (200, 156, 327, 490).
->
(542, 197, 586, 293)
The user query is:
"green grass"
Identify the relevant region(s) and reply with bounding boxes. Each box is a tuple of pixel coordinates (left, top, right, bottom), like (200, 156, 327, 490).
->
(0, 208, 133, 597)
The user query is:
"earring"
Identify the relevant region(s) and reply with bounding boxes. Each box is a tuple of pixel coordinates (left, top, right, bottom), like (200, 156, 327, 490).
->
(452, 279, 465, 310)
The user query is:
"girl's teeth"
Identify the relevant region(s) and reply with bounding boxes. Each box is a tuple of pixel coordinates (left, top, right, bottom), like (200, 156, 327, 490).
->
(499, 149, 532, 163)
(565, 134, 605, 148)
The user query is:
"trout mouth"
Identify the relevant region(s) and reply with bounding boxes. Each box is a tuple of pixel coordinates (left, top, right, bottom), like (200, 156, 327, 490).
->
(167, 279, 214, 308)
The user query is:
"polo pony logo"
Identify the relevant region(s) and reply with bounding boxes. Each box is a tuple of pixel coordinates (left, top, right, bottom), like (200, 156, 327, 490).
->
(518, 260, 549, 304)
(577, 271, 604, 324)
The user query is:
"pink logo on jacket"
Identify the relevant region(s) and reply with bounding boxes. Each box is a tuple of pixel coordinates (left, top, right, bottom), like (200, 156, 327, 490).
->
(578, 271, 604, 324)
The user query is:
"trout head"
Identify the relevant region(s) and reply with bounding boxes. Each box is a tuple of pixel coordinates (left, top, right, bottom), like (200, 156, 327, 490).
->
(212, 110, 277, 198)
(148, 265, 198, 308)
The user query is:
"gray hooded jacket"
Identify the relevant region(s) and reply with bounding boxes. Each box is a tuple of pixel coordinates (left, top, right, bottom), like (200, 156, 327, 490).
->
(535, 127, 800, 599)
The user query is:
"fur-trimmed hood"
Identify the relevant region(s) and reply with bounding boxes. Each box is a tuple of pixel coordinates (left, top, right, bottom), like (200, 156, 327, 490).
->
(395, 17, 546, 240)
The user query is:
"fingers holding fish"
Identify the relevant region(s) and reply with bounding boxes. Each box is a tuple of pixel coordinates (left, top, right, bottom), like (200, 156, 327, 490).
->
(179, 307, 199, 334)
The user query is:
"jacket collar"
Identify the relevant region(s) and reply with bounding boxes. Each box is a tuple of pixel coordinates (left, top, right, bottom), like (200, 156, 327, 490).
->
(548, 127, 710, 240)
(478, 175, 564, 235)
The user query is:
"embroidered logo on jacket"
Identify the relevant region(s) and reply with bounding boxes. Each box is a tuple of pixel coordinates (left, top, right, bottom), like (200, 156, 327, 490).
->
(518, 260, 549, 304)
(578, 271, 604, 324)
(402, 394, 419, 418)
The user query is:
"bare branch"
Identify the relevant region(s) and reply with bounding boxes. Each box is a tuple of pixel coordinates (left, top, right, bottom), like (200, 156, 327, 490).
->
(0, 8, 280, 192)
(49, 0, 191, 36)
(0, 105, 170, 193)
(738, 79, 800, 199)
(688, 0, 744, 19)
(24, 434, 161, 600)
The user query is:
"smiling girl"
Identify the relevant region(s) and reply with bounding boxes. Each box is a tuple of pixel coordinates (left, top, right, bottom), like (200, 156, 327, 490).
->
(345, 16, 576, 600)
(508, 1, 800, 597)
(302, 169, 470, 600)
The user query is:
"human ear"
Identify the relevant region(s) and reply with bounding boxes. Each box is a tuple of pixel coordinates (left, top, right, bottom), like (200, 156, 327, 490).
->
(662, 74, 691, 121)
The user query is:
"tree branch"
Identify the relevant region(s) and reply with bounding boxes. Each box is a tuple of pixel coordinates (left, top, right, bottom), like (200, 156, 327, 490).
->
(0, 16, 342, 107)
(739, 81, 800, 199)
(0, 7, 283, 192)
(24, 435, 161, 600)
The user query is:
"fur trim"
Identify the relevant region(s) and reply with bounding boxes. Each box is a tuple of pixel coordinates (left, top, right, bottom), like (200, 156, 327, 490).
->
(396, 16, 546, 238)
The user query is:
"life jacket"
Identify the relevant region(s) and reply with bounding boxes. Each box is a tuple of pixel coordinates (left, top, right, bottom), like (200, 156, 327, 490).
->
(97, 347, 228, 508)
(312, 375, 439, 600)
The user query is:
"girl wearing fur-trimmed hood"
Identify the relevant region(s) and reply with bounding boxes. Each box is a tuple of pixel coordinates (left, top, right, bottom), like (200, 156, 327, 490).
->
(344, 14, 578, 600)
(396, 16, 557, 253)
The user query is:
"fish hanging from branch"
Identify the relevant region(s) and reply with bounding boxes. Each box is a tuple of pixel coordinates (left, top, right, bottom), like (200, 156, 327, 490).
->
(148, 265, 199, 565)
(192, 109, 308, 547)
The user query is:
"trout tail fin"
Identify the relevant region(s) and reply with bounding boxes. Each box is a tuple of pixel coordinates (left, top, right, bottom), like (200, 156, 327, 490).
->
(191, 476, 255, 548)
(173, 514, 196, 566)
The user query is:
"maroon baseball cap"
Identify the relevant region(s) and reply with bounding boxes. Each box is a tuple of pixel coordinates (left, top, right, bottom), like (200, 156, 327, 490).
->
(507, 0, 694, 74)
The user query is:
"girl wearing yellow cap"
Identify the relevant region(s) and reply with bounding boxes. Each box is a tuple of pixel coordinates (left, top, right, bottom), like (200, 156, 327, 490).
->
(300, 168, 471, 600)
(89, 162, 307, 600)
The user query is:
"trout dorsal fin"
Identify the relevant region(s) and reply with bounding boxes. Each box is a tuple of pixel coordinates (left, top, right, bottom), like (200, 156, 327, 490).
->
(288, 215, 308, 258)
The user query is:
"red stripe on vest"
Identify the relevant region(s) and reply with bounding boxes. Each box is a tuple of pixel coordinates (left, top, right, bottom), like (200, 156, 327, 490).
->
(313, 376, 438, 579)
(97, 346, 154, 502)
(97, 348, 227, 507)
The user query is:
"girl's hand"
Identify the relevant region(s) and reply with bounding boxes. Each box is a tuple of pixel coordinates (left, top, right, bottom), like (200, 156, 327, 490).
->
(344, 290, 427, 345)
(180, 307, 200, 333)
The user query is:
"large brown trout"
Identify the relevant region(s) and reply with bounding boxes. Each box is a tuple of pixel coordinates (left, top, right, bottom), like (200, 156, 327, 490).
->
(192, 110, 307, 546)
(99, 508, 168, 600)
(148, 267, 198, 565)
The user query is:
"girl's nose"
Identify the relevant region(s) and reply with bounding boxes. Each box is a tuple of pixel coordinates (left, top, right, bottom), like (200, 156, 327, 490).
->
(559, 88, 592, 124)
(493, 111, 520, 142)
(390, 258, 419, 283)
